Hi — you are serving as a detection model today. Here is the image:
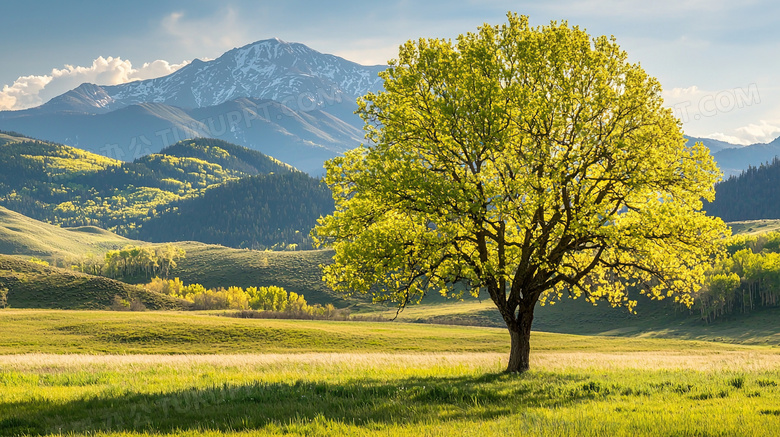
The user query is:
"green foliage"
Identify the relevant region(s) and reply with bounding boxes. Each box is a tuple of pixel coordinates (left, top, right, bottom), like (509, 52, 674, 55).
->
(315, 13, 728, 371)
(28, 257, 48, 266)
(143, 277, 332, 316)
(695, 230, 780, 322)
(69, 244, 185, 280)
(0, 287, 7, 309)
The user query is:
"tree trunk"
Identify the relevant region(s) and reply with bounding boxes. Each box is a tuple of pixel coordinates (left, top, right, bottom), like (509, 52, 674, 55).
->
(505, 308, 534, 373)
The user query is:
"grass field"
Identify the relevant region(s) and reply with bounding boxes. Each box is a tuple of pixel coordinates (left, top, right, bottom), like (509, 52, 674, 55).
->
(1, 310, 780, 436)
(361, 291, 780, 347)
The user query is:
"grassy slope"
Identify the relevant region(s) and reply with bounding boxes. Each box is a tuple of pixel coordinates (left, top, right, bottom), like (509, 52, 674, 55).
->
(727, 219, 780, 235)
(0, 256, 189, 310)
(0, 207, 340, 305)
(167, 243, 340, 305)
(0, 206, 136, 260)
(0, 132, 27, 145)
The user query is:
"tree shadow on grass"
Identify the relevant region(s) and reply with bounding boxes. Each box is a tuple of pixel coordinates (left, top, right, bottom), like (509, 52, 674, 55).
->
(1, 372, 596, 435)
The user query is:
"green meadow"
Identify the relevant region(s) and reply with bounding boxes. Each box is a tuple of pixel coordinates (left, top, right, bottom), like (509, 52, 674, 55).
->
(1, 310, 780, 436)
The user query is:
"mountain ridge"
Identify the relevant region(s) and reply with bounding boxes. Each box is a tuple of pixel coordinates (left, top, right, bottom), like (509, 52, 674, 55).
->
(3, 38, 780, 176)
(33, 38, 384, 115)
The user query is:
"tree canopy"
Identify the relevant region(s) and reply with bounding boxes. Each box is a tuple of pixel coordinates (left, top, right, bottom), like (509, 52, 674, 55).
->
(313, 13, 728, 372)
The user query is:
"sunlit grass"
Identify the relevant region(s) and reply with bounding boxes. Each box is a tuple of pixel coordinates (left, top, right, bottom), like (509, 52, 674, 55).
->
(2, 310, 780, 435)
(0, 309, 764, 356)
(2, 351, 780, 436)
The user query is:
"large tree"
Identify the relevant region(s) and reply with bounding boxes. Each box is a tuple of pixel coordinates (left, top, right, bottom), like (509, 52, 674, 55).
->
(313, 14, 728, 373)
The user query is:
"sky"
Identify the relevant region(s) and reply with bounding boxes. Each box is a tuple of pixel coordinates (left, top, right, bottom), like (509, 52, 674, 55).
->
(1, 0, 779, 145)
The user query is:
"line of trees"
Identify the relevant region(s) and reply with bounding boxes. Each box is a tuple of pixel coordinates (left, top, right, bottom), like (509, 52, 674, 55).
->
(143, 277, 342, 317)
(694, 232, 780, 322)
(69, 244, 185, 279)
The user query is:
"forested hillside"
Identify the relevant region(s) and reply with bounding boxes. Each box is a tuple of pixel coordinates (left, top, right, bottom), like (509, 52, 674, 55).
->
(0, 137, 331, 249)
(137, 172, 333, 249)
(708, 157, 780, 221)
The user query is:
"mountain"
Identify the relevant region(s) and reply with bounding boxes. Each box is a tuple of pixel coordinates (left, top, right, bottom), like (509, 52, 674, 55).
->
(0, 38, 382, 174)
(40, 39, 384, 113)
(0, 138, 331, 249)
(711, 138, 780, 178)
(683, 135, 780, 178)
(0, 97, 364, 175)
(685, 136, 739, 154)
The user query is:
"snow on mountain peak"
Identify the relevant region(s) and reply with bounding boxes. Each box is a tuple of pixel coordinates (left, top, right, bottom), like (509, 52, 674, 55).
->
(71, 39, 387, 112)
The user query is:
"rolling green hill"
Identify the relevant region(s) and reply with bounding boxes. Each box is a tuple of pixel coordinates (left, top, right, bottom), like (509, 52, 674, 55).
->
(0, 137, 332, 249)
(0, 255, 189, 310)
(4, 193, 780, 339)
(0, 206, 342, 306)
(164, 242, 341, 305)
(0, 206, 136, 260)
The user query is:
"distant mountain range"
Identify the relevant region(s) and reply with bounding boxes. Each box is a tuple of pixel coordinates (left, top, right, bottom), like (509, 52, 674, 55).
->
(0, 39, 384, 174)
(1, 37, 780, 176)
(685, 136, 780, 178)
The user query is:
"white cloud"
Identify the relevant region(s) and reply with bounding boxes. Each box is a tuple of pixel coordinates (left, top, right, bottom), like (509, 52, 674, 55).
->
(0, 74, 52, 110)
(0, 56, 188, 110)
(662, 84, 773, 145)
(693, 122, 780, 146)
(734, 121, 780, 144)
(703, 132, 751, 145)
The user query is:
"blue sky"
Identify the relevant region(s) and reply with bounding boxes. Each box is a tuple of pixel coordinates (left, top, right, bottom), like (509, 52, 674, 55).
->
(2, 0, 779, 144)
